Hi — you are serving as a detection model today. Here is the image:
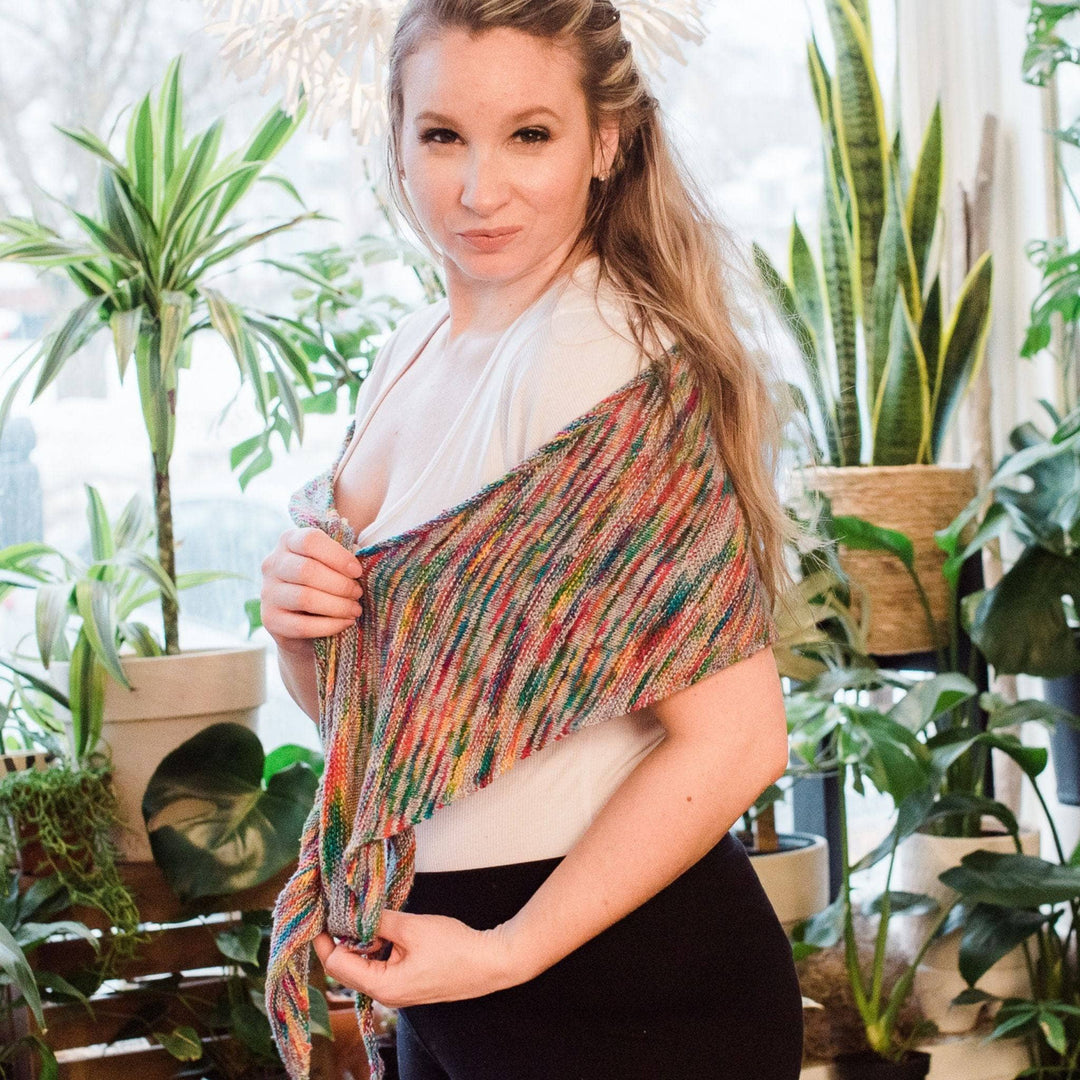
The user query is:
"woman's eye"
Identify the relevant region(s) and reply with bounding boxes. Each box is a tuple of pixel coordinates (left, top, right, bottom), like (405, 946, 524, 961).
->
(419, 128, 458, 144)
(515, 127, 550, 144)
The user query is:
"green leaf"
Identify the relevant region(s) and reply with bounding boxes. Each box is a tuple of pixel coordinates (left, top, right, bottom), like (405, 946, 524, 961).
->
(826, 0, 889, 347)
(830, 512, 915, 570)
(906, 101, 943, 287)
(956, 902, 1051, 986)
(263, 743, 324, 784)
(68, 632, 106, 760)
(153, 1025, 203, 1061)
(886, 673, 977, 734)
(870, 288, 931, 464)
(215, 921, 262, 966)
(109, 306, 144, 383)
(862, 889, 939, 917)
(30, 296, 107, 402)
(931, 251, 993, 461)
(143, 722, 320, 899)
(35, 582, 72, 669)
(84, 484, 115, 563)
(968, 546, 1080, 677)
(127, 94, 156, 221)
(0, 920, 44, 1030)
(161, 118, 224, 242)
(73, 580, 129, 689)
(159, 290, 193, 378)
(940, 849, 1080, 907)
(157, 57, 184, 183)
(821, 139, 859, 464)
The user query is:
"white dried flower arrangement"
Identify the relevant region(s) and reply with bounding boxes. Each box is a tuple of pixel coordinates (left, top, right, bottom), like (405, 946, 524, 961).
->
(201, 0, 707, 143)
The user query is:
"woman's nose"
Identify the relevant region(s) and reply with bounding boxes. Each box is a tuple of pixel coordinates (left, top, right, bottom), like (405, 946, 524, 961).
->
(460, 151, 510, 215)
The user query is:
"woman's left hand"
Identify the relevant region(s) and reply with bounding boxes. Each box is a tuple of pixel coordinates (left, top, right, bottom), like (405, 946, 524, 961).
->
(312, 909, 523, 1008)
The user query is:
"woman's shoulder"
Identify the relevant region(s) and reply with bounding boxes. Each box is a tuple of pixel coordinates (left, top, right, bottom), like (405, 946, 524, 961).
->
(498, 260, 660, 463)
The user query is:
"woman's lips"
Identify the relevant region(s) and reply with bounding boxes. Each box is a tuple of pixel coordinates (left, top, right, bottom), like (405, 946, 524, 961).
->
(457, 227, 522, 252)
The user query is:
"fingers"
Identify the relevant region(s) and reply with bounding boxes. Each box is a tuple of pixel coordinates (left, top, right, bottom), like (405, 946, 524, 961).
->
(313, 932, 335, 970)
(287, 527, 364, 580)
(260, 527, 367, 645)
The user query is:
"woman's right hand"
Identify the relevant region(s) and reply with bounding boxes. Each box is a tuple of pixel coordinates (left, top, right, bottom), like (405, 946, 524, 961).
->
(260, 527, 365, 652)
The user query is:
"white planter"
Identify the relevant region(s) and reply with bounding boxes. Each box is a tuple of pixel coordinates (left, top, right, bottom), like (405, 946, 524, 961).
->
(50, 643, 266, 862)
(748, 832, 830, 933)
(890, 817, 1041, 1035)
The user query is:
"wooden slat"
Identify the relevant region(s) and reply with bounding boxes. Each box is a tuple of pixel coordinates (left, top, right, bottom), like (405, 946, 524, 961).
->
(15, 858, 352, 1079)
(39, 976, 228, 1051)
(33, 918, 245, 981)
(54, 1033, 338, 1080)
(20, 861, 294, 926)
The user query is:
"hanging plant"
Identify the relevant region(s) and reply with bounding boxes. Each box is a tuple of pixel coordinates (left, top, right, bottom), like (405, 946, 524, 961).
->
(0, 760, 145, 978)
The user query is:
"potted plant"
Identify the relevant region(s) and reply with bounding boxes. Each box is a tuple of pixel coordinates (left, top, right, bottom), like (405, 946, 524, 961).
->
(754, 0, 993, 657)
(927, 691, 1080, 1077)
(0, 55, 343, 865)
(0, 482, 245, 861)
(785, 659, 1050, 1075)
(138, 722, 331, 1078)
(803, 490, 1048, 1034)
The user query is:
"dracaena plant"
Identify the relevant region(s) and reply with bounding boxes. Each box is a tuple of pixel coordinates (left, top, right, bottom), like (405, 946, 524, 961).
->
(753, 0, 994, 467)
(0, 54, 331, 653)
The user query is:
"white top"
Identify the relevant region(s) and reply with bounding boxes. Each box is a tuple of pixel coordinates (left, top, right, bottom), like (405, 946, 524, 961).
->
(332, 257, 670, 871)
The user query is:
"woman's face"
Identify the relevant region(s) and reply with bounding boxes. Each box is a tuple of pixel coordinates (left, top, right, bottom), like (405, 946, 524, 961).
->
(398, 26, 617, 291)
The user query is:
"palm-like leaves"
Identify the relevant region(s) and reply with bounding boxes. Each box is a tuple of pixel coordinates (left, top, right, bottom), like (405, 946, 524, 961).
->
(754, 0, 994, 466)
(0, 55, 329, 653)
(0, 485, 232, 762)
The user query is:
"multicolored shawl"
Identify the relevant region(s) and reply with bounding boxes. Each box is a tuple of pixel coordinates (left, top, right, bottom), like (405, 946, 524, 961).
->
(266, 348, 779, 1079)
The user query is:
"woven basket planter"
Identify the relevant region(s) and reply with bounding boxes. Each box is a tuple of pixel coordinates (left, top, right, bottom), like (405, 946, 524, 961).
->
(797, 465, 978, 656)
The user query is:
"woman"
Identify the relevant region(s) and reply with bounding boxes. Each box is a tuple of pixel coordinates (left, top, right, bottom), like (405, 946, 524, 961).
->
(261, 1, 806, 1076)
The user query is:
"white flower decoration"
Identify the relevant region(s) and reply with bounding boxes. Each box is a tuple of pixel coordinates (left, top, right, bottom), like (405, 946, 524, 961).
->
(201, 0, 706, 143)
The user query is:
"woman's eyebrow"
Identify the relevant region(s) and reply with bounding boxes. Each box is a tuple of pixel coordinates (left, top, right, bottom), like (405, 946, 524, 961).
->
(414, 106, 561, 125)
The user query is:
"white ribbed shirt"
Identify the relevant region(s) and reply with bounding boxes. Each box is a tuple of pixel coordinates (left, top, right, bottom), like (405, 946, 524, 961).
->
(332, 257, 669, 872)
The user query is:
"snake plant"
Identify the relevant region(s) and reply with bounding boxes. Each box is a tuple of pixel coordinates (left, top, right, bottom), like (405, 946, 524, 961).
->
(754, 0, 994, 467)
(0, 55, 331, 654)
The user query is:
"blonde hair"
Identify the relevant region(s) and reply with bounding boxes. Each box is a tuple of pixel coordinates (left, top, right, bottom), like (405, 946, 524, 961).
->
(384, 0, 815, 621)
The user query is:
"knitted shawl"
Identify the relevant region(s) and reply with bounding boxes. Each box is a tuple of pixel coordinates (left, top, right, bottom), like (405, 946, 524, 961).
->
(266, 348, 779, 1079)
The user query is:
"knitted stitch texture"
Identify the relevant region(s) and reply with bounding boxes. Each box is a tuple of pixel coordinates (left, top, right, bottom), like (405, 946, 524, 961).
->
(266, 349, 779, 1079)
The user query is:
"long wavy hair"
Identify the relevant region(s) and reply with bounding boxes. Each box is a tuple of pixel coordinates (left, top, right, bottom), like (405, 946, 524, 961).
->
(383, 0, 815, 619)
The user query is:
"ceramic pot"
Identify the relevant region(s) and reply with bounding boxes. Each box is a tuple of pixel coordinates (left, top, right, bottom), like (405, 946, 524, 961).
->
(49, 643, 266, 862)
(743, 831, 830, 934)
(890, 817, 1040, 1034)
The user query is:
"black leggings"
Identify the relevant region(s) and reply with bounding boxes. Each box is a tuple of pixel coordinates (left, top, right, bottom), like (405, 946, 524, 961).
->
(396, 831, 804, 1079)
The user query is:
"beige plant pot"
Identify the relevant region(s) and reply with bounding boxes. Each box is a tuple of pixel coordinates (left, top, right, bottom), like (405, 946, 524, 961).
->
(747, 832, 830, 934)
(796, 465, 978, 656)
(50, 643, 266, 862)
(890, 818, 1041, 1035)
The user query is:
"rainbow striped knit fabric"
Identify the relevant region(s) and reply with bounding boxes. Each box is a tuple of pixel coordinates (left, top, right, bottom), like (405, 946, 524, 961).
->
(265, 348, 779, 1079)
